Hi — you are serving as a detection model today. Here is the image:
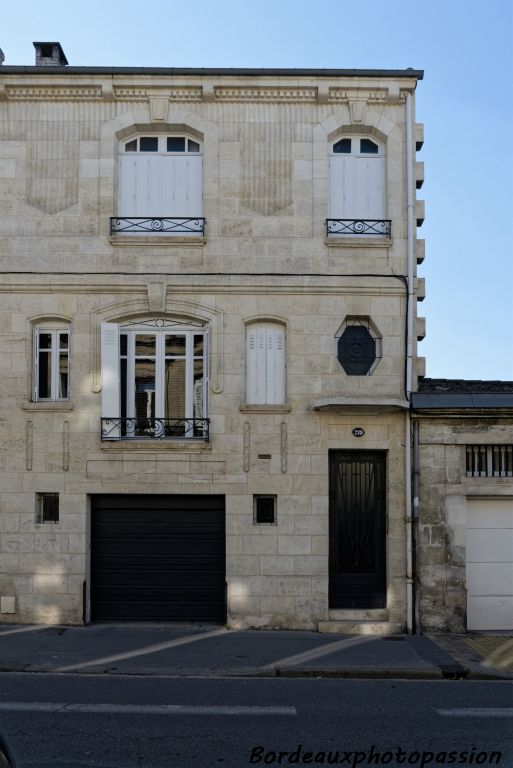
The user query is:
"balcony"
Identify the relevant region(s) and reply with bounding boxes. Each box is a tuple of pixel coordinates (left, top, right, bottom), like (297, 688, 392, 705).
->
(326, 219, 392, 237)
(110, 217, 206, 236)
(101, 417, 210, 441)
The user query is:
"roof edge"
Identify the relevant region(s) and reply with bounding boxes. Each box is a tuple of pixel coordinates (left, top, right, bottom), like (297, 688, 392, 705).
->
(0, 66, 424, 79)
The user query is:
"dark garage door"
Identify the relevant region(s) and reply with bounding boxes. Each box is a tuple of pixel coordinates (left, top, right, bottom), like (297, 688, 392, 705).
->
(91, 495, 226, 622)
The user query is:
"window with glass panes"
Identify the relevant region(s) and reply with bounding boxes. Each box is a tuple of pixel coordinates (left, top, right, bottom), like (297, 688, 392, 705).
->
(119, 325, 206, 432)
(34, 327, 70, 401)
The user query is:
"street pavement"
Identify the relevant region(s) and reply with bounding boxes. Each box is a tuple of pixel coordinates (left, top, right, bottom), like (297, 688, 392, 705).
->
(0, 623, 511, 680)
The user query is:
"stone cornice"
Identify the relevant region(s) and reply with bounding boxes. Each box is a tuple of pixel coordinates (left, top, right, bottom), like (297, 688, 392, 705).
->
(0, 275, 407, 296)
(5, 84, 102, 100)
(0, 81, 414, 104)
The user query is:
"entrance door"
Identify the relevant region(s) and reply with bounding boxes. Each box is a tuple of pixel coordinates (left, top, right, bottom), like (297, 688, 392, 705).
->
(329, 451, 387, 609)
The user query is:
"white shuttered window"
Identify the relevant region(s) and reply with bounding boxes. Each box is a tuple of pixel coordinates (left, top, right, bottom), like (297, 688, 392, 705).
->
(246, 322, 286, 404)
(329, 136, 385, 221)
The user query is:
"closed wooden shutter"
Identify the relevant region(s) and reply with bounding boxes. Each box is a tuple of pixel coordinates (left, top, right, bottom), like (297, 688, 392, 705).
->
(329, 153, 384, 220)
(118, 153, 203, 217)
(101, 322, 120, 425)
(246, 323, 286, 404)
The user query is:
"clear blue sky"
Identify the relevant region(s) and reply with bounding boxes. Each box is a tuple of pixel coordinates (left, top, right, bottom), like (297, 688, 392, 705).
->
(2, 0, 513, 380)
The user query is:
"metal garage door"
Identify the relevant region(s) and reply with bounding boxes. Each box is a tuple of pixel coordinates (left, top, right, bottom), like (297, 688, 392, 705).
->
(466, 498, 513, 630)
(91, 495, 225, 622)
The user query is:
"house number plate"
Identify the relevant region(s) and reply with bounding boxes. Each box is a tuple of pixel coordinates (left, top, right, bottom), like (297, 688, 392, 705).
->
(352, 428, 365, 437)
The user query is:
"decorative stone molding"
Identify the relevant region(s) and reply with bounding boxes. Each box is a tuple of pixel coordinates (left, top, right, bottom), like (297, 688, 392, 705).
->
(243, 422, 250, 473)
(26, 421, 33, 471)
(6, 86, 102, 100)
(281, 422, 288, 474)
(113, 87, 148, 101)
(149, 97, 168, 121)
(214, 87, 317, 102)
(114, 87, 202, 101)
(63, 421, 69, 472)
(349, 100, 366, 123)
(147, 281, 167, 313)
(329, 88, 392, 104)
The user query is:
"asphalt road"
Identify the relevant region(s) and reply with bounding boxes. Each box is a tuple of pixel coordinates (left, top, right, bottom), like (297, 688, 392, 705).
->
(0, 674, 511, 768)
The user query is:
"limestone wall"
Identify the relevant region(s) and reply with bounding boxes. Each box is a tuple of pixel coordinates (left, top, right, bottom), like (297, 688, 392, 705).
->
(417, 418, 513, 632)
(0, 71, 422, 626)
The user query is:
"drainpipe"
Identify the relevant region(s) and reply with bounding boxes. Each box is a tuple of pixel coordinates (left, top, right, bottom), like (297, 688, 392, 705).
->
(405, 91, 415, 634)
(405, 412, 413, 634)
(413, 419, 421, 633)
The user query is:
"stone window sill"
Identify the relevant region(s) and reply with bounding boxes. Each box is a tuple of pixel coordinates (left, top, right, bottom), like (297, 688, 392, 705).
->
(22, 401, 74, 412)
(100, 440, 212, 452)
(325, 236, 392, 249)
(240, 403, 291, 413)
(109, 235, 206, 247)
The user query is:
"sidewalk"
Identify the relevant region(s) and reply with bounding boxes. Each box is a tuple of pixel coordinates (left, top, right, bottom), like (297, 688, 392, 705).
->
(1, 624, 512, 680)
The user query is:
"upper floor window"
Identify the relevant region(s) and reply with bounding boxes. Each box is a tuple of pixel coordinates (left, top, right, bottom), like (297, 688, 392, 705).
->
(246, 322, 286, 405)
(114, 134, 204, 235)
(328, 135, 388, 236)
(101, 320, 208, 440)
(33, 325, 70, 402)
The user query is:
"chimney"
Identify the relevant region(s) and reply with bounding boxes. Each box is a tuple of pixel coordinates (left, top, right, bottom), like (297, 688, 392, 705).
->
(33, 42, 68, 66)
(0, 49, 5, 65)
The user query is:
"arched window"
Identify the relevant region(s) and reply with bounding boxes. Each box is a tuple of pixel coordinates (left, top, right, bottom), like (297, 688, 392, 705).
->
(116, 134, 203, 234)
(33, 321, 70, 401)
(101, 319, 208, 439)
(245, 322, 286, 405)
(329, 135, 386, 231)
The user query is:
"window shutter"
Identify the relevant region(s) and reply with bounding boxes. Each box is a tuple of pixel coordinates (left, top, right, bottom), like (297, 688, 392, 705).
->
(100, 323, 120, 431)
(246, 323, 285, 405)
(33, 325, 39, 401)
(188, 156, 203, 216)
(246, 327, 259, 404)
(272, 328, 286, 404)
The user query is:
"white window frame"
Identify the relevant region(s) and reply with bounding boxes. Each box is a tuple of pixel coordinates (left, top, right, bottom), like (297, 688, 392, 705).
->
(328, 134, 386, 223)
(117, 133, 204, 221)
(33, 325, 70, 402)
(101, 320, 208, 439)
(245, 321, 286, 405)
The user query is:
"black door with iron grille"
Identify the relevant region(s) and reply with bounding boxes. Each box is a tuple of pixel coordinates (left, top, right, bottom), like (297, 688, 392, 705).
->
(91, 495, 225, 622)
(329, 451, 386, 609)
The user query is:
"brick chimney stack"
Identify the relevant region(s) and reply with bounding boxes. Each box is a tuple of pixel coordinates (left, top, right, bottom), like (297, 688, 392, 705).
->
(33, 42, 68, 66)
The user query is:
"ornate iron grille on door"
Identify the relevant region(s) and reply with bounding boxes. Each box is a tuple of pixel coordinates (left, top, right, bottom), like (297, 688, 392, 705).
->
(329, 451, 387, 609)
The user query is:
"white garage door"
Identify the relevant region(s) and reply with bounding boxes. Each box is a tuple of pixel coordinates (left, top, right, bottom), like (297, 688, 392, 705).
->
(466, 498, 513, 630)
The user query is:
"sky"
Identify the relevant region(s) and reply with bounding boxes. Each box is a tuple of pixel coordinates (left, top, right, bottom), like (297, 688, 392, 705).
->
(2, 0, 513, 380)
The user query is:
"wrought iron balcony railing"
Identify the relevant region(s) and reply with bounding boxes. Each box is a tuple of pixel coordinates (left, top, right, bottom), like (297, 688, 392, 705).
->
(110, 217, 206, 235)
(101, 417, 209, 441)
(326, 219, 391, 236)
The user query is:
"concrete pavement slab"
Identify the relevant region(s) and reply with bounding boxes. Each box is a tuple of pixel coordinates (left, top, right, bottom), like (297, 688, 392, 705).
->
(0, 624, 509, 679)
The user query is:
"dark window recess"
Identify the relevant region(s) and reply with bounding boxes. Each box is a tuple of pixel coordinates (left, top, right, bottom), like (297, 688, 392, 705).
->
(40, 44, 53, 58)
(333, 138, 351, 154)
(254, 496, 276, 525)
(140, 137, 159, 152)
(36, 493, 59, 523)
(338, 326, 377, 375)
(360, 138, 379, 153)
(466, 445, 513, 477)
(188, 140, 200, 153)
(125, 139, 138, 152)
(167, 137, 186, 152)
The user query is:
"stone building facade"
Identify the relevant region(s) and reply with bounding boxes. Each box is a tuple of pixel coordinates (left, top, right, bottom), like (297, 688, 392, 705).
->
(412, 380, 513, 633)
(8, 45, 510, 635)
